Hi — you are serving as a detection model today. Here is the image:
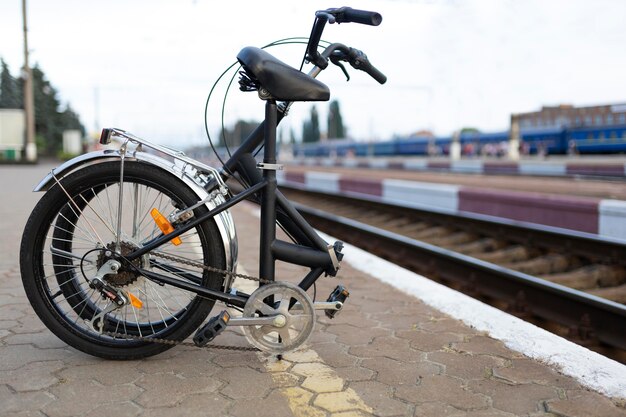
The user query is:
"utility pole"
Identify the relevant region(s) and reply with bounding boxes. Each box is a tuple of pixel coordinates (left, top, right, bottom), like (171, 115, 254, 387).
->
(22, 0, 36, 162)
(509, 114, 520, 161)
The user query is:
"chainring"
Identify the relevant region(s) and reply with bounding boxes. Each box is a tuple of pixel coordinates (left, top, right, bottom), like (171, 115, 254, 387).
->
(242, 282, 315, 354)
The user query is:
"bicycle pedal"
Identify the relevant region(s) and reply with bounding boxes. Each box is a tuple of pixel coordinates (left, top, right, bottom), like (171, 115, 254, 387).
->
(193, 310, 230, 347)
(325, 285, 349, 319)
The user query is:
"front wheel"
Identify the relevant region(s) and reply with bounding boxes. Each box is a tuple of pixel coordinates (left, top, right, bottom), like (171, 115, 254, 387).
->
(20, 161, 226, 359)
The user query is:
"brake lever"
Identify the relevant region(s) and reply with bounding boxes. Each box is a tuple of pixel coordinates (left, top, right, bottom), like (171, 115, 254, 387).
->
(330, 56, 351, 81)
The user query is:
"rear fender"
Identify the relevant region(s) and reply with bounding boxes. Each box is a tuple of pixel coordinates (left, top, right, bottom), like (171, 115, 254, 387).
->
(34, 150, 238, 289)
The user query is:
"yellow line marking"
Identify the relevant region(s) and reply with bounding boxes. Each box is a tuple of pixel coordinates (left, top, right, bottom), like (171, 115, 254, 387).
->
(232, 267, 373, 416)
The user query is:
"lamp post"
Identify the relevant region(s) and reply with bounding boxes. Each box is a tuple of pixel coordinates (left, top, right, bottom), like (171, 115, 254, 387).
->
(22, 0, 36, 162)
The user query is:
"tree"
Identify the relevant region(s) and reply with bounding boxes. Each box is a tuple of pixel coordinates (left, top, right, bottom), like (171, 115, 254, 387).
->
(219, 120, 258, 148)
(460, 127, 481, 135)
(327, 100, 345, 139)
(302, 105, 320, 143)
(0, 60, 85, 156)
(0, 59, 22, 109)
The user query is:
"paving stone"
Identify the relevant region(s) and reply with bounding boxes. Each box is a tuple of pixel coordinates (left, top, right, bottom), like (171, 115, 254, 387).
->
(229, 390, 295, 417)
(0, 305, 26, 320)
(88, 401, 142, 417)
(413, 401, 464, 416)
(349, 380, 411, 417)
(326, 323, 391, 346)
(58, 360, 144, 385)
(142, 393, 231, 417)
(333, 411, 376, 417)
(279, 387, 326, 417)
(493, 358, 580, 389)
(334, 366, 376, 382)
(451, 335, 520, 358)
(428, 351, 507, 380)
(451, 410, 518, 417)
(368, 312, 433, 331)
(0, 319, 15, 330)
(135, 373, 222, 408)
(314, 388, 374, 414)
(0, 360, 64, 391)
(45, 379, 142, 416)
(311, 341, 359, 368)
(362, 356, 440, 386)
(216, 366, 273, 400)
(0, 344, 73, 371)
(138, 349, 218, 378)
(1, 411, 48, 417)
(349, 336, 423, 363)
(395, 375, 490, 411)
(396, 330, 465, 352)
(4, 331, 68, 349)
(468, 379, 559, 415)
(545, 390, 626, 417)
(418, 317, 475, 335)
(0, 384, 55, 414)
(268, 371, 300, 388)
(209, 350, 261, 369)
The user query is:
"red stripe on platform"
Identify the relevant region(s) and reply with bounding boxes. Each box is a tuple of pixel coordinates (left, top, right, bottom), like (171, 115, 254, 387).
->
(428, 161, 451, 170)
(339, 177, 383, 197)
(566, 164, 625, 177)
(458, 188, 600, 233)
(285, 172, 306, 184)
(483, 162, 519, 174)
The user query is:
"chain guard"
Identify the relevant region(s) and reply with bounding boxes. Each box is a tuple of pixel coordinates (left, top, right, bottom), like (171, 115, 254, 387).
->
(242, 282, 315, 354)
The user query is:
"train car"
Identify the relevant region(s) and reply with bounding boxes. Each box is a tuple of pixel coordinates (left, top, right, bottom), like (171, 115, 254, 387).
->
(567, 124, 626, 153)
(460, 131, 508, 156)
(292, 124, 626, 159)
(395, 136, 431, 155)
(520, 127, 567, 154)
(372, 140, 396, 156)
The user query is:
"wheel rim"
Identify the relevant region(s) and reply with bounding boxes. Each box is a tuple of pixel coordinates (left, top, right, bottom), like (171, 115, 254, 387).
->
(38, 174, 218, 343)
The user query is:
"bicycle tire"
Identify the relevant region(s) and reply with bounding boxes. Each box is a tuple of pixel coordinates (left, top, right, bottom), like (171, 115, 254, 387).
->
(20, 161, 226, 359)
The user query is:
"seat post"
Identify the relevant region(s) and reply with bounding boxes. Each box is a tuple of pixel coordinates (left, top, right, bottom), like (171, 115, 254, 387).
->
(259, 99, 278, 282)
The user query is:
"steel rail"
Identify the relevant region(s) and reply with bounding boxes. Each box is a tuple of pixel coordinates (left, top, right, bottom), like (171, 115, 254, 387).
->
(292, 201, 626, 351)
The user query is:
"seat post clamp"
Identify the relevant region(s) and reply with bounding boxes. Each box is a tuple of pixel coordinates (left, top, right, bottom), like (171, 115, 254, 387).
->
(257, 163, 284, 171)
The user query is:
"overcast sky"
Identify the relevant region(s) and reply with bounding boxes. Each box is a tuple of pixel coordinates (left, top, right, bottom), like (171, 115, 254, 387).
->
(1, 0, 625, 147)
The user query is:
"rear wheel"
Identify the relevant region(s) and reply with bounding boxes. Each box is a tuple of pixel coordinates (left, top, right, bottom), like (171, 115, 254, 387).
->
(20, 161, 226, 359)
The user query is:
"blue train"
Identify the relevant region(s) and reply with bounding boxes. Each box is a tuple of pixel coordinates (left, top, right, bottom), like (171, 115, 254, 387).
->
(293, 124, 626, 158)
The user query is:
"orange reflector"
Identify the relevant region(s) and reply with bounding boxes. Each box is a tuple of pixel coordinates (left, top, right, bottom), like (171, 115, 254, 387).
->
(150, 208, 182, 246)
(127, 292, 143, 309)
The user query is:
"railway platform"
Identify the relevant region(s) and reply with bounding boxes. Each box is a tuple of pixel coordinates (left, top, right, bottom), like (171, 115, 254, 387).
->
(280, 164, 626, 240)
(292, 155, 626, 179)
(1, 163, 625, 416)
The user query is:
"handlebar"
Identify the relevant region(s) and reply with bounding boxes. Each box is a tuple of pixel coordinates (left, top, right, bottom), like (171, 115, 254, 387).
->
(325, 7, 382, 26)
(306, 7, 384, 71)
(323, 44, 387, 85)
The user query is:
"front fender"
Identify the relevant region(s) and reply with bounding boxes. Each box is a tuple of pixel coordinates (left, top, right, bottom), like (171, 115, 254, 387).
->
(35, 150, 238, 288)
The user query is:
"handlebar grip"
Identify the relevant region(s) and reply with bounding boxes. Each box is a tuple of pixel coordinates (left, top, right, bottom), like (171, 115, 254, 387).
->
(361, 61, 387, 84)
(335, 7, 382, 26)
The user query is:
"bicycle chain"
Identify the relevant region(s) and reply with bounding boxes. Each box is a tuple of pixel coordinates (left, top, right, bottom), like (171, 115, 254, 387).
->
(100, 250, 271, 352)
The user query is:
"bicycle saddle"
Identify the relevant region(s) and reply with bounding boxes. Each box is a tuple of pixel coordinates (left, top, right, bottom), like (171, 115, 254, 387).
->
(237, 47, 330, 102)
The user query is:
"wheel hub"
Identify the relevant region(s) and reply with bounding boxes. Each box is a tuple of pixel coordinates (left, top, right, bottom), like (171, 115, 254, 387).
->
(96, 242, 142, 287)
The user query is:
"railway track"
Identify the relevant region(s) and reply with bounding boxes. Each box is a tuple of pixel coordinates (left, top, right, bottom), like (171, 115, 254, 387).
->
(279, 185, 626, 362)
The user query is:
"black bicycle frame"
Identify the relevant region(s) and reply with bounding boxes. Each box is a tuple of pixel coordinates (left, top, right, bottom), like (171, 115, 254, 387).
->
(128, 99, 338, 309)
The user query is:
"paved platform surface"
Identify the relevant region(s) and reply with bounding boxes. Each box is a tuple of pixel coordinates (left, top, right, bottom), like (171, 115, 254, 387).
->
(1, 162, 625, 416)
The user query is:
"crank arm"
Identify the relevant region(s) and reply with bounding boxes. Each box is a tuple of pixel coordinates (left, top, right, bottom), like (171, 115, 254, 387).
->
(228, 315, 287, 327)
(291, 301, 343, 312)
